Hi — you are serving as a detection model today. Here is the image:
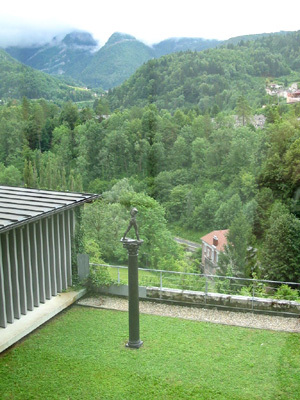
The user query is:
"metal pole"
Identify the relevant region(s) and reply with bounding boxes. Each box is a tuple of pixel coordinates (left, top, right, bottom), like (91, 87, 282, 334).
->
(160, 271, 163, 299)
(205, 275, 208, 305)
(121, 238, 143, 349)
(252, 280, 256, 312)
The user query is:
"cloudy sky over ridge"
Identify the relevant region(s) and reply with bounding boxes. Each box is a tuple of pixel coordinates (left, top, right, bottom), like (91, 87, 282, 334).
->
(1, 0, 300, 47)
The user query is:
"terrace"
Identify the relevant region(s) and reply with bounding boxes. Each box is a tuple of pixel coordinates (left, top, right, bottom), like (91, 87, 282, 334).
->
(1, 304, 299, 399)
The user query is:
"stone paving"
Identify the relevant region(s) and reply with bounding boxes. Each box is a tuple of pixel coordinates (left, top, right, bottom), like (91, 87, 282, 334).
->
(77, 294, 300, 333)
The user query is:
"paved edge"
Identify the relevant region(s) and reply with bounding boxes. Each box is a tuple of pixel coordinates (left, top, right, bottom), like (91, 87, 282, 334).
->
(0, 288, 87, 353)
(77, 295, 300, 333)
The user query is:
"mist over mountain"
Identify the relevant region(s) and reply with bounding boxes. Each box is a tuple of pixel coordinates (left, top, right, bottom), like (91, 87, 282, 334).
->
(3, 29, 295, 90)
(4, 30, 221, 89)
(79, 33, 156, 89)
(5, 31, 99, 81)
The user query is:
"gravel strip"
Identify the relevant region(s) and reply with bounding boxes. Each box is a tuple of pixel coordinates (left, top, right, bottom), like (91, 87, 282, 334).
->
(77, 295, 300, 333)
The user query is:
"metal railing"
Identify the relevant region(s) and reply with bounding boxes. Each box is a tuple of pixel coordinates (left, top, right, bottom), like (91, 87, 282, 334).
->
(91, 263, 300, 302)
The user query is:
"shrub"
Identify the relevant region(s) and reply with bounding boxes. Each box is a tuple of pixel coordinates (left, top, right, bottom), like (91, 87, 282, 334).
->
(273, 284, 300, 301)
(88, 264, 114, 289)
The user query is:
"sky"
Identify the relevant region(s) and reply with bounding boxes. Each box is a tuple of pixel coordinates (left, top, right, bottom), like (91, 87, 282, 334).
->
(1, 0, 300, 47)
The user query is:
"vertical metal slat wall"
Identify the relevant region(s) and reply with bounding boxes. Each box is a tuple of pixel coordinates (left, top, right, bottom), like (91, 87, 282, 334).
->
(0, 209, 75, 328)
(0, 186, 99, 329)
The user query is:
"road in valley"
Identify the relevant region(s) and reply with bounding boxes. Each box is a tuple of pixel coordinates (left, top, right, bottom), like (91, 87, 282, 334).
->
(174, 237, 202, 252)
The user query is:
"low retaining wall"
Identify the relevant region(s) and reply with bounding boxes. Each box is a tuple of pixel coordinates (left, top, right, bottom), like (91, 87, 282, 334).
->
(96, 284, 146, 298)
(146, 287, 300, 315)
(96, 285, 300, 316)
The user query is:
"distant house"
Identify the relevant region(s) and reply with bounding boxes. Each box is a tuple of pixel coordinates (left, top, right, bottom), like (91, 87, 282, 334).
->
(287, 90, 300, 104)
(0, 186, 100, 329)
(201, 230, 228, 274)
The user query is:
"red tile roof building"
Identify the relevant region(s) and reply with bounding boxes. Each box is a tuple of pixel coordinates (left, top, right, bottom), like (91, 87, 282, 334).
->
(201, 229, 229, 274)
(287, 90, 300, 104)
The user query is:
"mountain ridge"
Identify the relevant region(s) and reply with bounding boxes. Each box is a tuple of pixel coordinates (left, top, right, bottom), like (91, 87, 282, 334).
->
(4, 31, 221, 89)
(0, 47, 96, 101)
(3, 29, 295, 90)
(107, 30, 300, 113)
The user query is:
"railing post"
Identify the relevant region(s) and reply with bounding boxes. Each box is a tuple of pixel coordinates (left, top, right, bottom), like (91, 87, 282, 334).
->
(117, 267, 120, 284)
(205, 274, 208, 305)
(252, 280, 256, 312)
(160, 271, 163, 299)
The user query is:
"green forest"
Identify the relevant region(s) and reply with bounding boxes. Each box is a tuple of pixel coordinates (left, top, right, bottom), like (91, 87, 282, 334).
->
(1, 30, 300, 284)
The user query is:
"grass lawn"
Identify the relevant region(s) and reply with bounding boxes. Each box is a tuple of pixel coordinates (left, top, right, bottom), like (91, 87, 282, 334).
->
(108, 266, 207, 292)
(108, 266, 153, 284)
(168, 222, 206, 243)
(1, 306, 300, 400)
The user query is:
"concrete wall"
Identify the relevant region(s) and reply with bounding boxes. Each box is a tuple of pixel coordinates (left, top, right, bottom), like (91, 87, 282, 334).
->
(146, 287, 300, 315)
(96, 284, 147, 298)
(96, 284, 300, 316)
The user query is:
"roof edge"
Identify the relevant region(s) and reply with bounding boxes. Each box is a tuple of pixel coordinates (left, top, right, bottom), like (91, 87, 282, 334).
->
(0, 193, 101, 234)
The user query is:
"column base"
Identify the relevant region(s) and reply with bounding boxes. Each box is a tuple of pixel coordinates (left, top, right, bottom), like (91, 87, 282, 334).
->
(126, 340, 143, 349)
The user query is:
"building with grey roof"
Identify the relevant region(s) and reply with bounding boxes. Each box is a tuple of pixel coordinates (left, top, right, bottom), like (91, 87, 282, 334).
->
(0, 186, 100, 329)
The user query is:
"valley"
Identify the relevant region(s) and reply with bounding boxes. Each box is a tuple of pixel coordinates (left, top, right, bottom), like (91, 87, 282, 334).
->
(0, 29, 300, 284)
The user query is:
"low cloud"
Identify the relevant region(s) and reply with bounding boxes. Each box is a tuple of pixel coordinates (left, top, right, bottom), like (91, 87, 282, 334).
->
(0, 18, 72, 48)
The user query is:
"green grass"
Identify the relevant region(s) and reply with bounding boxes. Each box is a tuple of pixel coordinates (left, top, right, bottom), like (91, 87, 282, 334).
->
(168, 222, 206, 243)
(108, 267, 165, 287)
(108, 266, 207, 291)
(1, 306, 300, 400)
(108, 266, 160, 287)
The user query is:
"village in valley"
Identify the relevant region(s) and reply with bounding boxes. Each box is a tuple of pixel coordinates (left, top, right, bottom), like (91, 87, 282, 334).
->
(266, 81, 300, 103)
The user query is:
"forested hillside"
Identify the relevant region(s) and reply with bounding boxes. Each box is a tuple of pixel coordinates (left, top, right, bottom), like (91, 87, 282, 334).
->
(5, 31, 221, 90)
(0, 49, 95, 101)
(108, 31, 300, 113)
(79, 33, 155, 89)
(152, 37, 220, 57)
(5, 31, 97, 79)
(0, 30, 300, 283)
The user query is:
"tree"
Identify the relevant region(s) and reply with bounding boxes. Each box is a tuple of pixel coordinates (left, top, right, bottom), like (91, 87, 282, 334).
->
(215, 194, 243, 229)
(0, 116, 23, 167)
(119, 191, 181, 269)
(148, 141, 166, 177)
(83, 200, 128, 263)
(168, 136, 190, 170)
(52, 125, 75, 169)
(261, 201, 300, 282)
(134, 139, 151, 176)
(83, 183, 180, 269)
(59, 102, 79, 130)
(192, 189, 222, 231)
(235, 95, 252, 126)
(0, 163, 22, 186)
(75, 120, 104, 183)
(21, 96, 30, 120)
(239, 171, 258, 202)
(93, 97, 110, 120)
(218, 212, 252, 277)
(284, 137, 300, 187)
(23, 160, 37, 188)
(102, 130, 132, 177)
(141, 104, 158, 145)
(165, 184, 192, 222)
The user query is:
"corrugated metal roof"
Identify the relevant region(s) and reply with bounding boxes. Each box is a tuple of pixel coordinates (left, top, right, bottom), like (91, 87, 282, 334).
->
(0, 186, 101, 233)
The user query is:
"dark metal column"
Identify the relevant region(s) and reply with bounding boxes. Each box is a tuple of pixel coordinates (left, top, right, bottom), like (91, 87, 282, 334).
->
(121, 238, 143, 349)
